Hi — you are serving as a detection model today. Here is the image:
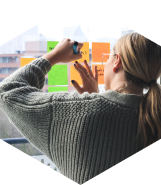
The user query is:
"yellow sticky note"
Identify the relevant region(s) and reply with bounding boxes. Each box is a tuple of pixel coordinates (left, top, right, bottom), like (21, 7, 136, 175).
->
(70, 65, 104, 86)
(71, 42, 89, 63)
(92, 42, 110, 63)
(70, 65, 85, 86)
(21, 58, 36, 67)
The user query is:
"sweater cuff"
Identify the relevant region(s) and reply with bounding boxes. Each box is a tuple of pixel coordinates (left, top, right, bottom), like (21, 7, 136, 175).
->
(30, 57, 52, 75)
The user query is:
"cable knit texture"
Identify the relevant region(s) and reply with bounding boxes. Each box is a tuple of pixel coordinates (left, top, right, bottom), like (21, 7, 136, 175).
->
(0, 58, 144, 184)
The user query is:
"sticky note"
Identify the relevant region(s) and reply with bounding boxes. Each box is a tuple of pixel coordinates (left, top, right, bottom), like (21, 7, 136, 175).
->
(21, 58, 36, 67)
(92, 42, 110, 63)
(47, 41, 59, 53)
(71, 42, 89, 63)
(70, 65, 86, 86)
(48, 86, 68, 92)
(71, 64, 104, 85)
(48, 65, 68, 85)
(92, 65, 104, 84)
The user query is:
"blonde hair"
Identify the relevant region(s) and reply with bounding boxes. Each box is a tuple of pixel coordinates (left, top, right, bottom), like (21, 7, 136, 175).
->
(115, 33, 161, 148)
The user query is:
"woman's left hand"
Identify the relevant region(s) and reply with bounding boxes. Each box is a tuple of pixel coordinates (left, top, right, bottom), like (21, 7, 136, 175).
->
(72, 60, 99, 94)
(42, 38, 83, 66)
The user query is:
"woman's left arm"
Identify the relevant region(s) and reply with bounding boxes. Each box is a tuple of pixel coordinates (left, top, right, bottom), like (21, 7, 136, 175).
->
(0, 38, 98, 160)
(0, 58, 54, 158)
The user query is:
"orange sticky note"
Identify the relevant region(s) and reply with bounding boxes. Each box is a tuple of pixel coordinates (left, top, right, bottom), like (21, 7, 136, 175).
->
(21, 58, 36, 67)
(92, 65, 104, 84)
(71, 42, 89, 63)
(70, 65, 85, 86)
(92, 42, 110, 62)
(70, 65, 105, 86)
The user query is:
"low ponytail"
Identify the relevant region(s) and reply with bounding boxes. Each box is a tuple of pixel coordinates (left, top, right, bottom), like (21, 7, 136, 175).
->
(137, 82, 161, 148)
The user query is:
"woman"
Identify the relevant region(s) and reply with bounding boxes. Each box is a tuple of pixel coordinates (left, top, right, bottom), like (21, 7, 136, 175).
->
(0, 33, 161, 184)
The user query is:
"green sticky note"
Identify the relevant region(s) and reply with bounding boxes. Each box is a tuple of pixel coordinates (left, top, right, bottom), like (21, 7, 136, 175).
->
(47, 41, 59, 53)
(48, 65, 68, 85)
(48, 86, 68, 92)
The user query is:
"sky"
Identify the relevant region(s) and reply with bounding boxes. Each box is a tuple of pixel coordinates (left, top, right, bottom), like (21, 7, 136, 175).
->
(38, 1, 130, 40)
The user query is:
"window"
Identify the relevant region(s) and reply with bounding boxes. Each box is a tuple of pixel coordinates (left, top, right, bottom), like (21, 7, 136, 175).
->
(0, 68, 18, 74)
(16, 57, 18, 63)
(0, 57, 18, 63)
(45, 78, 48, 85)
(3, 57, 9, 63)
(10, 57, 18, 63)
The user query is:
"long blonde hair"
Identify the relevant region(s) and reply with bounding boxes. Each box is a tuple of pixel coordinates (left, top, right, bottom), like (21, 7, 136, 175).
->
(115, 33, 161, 148)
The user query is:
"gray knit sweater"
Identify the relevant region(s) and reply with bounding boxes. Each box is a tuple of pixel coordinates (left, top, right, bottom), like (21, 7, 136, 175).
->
(0, 58, 143, 184)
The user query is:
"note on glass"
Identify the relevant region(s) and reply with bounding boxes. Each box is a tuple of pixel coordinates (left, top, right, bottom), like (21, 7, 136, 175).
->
(47, 41, 68, 89)
(48, 65, 68, 85)
(92, 65, 104, 84)
(71, 42, 89, 63)
(70, 65, 105, 86)
(47, 41, 59, 53)
(70, 65, 86, 86)
(21, 58, 36, 67)
(48, 86, 68, 92)
(92, 42, 110, 63)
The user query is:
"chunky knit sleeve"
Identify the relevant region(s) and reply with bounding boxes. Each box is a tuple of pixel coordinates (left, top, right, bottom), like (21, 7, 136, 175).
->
(0, 58, 53, 158)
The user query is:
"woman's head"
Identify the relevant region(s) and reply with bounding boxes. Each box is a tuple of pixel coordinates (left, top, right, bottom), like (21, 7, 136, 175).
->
(105, 32, 161, 147)
(104, 33, 161, 91)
